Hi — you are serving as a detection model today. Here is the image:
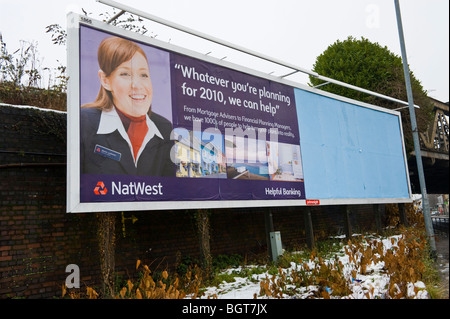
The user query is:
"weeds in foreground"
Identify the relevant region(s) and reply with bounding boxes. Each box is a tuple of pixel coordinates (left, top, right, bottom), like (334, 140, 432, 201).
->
(62, 260, 202, 299)
(62, 229, 439, 299)
(258, 228, 432, 299)
(62, 202, 443, 299)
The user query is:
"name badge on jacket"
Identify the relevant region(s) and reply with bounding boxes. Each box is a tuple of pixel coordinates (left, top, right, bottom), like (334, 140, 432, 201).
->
(94, 144, 121, 162)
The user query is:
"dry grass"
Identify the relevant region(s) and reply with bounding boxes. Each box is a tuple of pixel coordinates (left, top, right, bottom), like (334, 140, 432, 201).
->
(62, 260, 203, 299)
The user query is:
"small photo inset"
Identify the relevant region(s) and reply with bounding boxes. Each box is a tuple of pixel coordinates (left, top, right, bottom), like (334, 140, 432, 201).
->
(172, 128, 226, 179)
(267, 141, 304, 182)
(224, 135, 269, 180)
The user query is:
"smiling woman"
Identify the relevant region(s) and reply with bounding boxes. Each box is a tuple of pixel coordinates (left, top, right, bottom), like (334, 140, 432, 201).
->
(80, 36, 175, 176)
(82, 37, 152, 113)
(98, 51, 153, 117)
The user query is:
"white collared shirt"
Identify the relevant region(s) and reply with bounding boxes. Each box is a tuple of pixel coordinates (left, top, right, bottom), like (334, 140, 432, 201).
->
(96, 107, 164, 166)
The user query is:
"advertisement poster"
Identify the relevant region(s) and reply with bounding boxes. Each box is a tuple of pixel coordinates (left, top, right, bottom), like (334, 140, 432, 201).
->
(67, 15, 411, 212)
(77, 24, 306, 205)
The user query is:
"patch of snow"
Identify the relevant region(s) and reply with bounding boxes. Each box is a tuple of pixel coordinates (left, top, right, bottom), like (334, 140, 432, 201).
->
(0, 102, 66, 114)
(195, 234, 430, 299)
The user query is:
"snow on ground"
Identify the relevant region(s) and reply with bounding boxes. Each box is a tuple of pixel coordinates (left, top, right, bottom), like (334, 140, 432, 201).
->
(193, 234, 429, 299)
(0, 102, 66, 113)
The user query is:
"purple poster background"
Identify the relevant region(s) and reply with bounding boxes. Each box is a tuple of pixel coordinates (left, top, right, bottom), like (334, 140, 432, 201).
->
(170, 54, 300, 145)
(81, 174, 305, 202)
(78, 25, 306, 204)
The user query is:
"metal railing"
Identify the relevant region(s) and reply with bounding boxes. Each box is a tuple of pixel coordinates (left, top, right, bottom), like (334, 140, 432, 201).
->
(432, 215, 449, 236)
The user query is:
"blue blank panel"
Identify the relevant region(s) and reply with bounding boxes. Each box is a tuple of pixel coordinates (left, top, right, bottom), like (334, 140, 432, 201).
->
(294, 89, 410, 200)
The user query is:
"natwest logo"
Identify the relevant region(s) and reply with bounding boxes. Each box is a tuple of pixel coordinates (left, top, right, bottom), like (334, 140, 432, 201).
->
(94, 181, 108, 195)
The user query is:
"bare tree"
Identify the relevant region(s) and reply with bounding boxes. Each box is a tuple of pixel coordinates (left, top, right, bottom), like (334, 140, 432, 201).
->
(0, 33, 41, 87)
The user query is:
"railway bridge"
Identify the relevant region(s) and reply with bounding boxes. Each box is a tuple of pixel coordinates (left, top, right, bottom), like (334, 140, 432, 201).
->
(408, 98, 449, 194)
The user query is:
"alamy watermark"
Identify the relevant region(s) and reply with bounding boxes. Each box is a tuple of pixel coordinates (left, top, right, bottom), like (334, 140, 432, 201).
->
(365, 4, 380, 29)
(170, 119, 279, 165)
(65, 264, 80, 288)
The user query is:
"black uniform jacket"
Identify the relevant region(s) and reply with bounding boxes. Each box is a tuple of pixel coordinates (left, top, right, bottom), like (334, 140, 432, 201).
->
(80, 107, 175, 176)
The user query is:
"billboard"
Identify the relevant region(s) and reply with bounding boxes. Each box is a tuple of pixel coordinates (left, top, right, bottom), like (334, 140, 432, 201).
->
(67, 13, 411, 213)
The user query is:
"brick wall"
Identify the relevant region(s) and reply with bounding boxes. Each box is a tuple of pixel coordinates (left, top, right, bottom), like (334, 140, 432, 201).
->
(0, 104, 386, 298)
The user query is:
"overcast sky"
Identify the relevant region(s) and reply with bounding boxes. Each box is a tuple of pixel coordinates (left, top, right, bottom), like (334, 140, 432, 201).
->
(0, 0, 448, 103)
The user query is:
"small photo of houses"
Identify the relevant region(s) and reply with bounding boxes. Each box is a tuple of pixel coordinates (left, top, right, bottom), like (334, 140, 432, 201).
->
(224, 135, 270, 180)
(173, 128, 304, 183)
(172, 128, 227, 179)
(266, 141, 304, 182)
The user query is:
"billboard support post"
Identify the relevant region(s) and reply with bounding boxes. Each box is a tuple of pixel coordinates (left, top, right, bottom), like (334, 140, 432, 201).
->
(303, 208, 315, 250)
(195, 209, 212, 277)
(398, 203, 409, 228)
(342, 206, 353, 241)
(264, 210, 275, 261)
(373, 204, 382, 234)
(96, 212, 116, 296)
(394, 0, 436, 255)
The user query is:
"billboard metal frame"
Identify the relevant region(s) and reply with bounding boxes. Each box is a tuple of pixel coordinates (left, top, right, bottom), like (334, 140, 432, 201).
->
(97, 0, 421, 111)
(66, 12, 412, 213)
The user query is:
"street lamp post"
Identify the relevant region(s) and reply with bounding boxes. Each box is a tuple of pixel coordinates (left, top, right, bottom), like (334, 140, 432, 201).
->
(394, 0, 436, 256)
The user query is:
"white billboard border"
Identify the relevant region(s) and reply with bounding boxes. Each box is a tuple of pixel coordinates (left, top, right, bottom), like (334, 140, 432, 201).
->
(66, 13, 412, 213)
